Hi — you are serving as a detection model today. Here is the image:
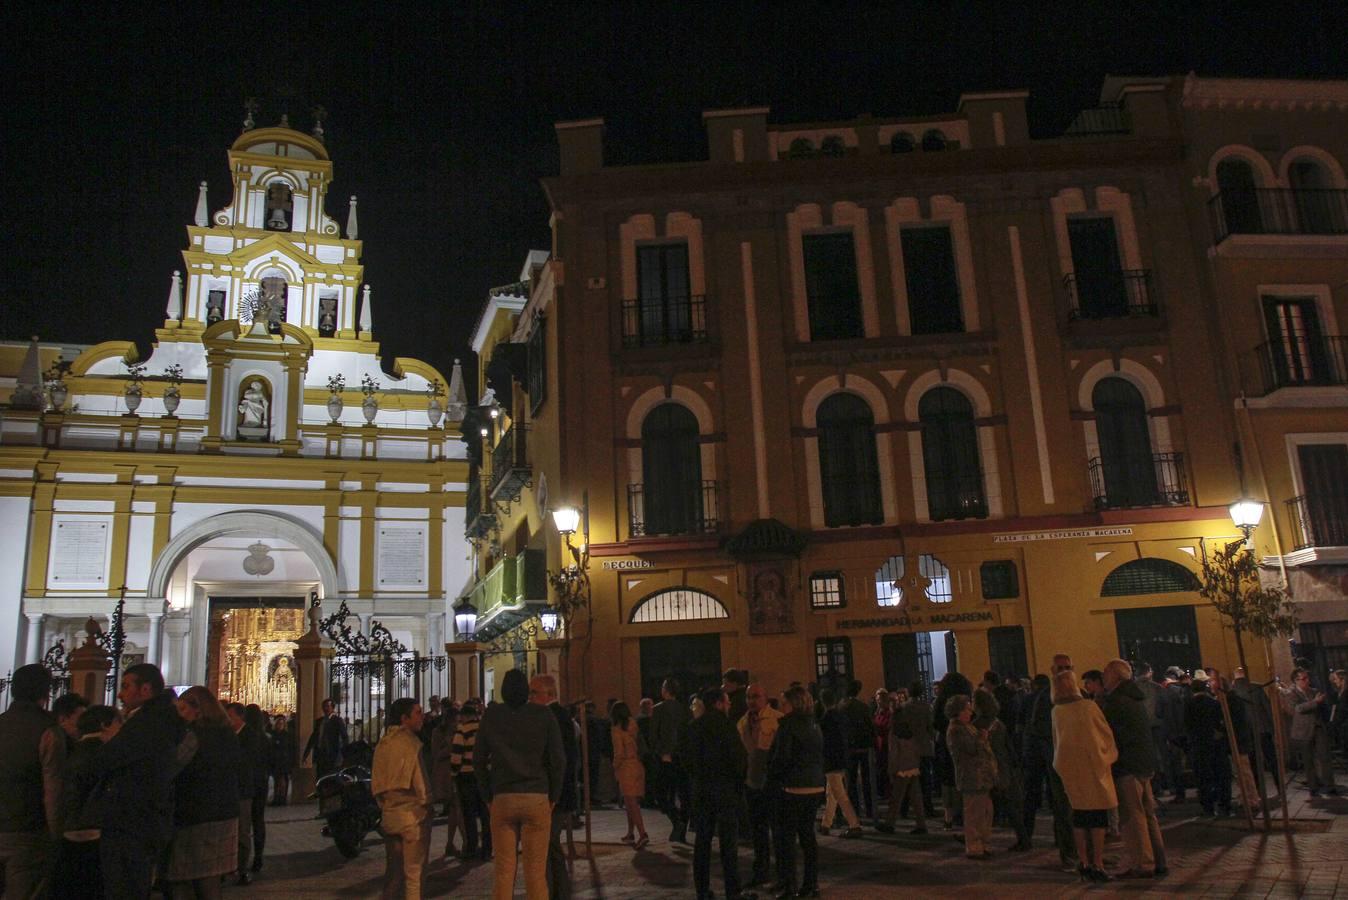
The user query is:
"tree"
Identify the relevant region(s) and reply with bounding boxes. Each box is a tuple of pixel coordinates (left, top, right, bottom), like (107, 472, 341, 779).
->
(1199, 539, 1298, 671)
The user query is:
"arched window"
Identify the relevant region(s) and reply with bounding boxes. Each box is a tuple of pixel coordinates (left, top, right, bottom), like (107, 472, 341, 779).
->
(1215, 157, 1263, 235)
(919, 387, 986, 521)
(875, 553, 953, 607)
(1288, 158, 1340, 233)
(819, 135, 846, 158)
(787, 137, 816, 159)
(264, 183, 293, 231)
(817, 393, 883, 527)
(637, 403, 706, 536)
(890, 131, 915, 153)
(921, 129, 947, 152)
(1101, 558, 1199, 597)
(1090, 378, 1159, 509)
(630, 587, 729, 623)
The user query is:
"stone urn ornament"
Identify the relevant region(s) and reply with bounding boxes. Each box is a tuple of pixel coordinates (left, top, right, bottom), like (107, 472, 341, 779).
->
(326, 374, 346, 424)
(161, 364, 183, 417)
(426, 378, 445, 428)
(124, 363, 146, 415)
(361, 374, 380, 425)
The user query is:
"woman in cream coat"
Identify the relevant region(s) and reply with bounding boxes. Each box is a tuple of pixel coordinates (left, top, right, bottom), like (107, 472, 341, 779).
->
(1051, 670, 1118, 883)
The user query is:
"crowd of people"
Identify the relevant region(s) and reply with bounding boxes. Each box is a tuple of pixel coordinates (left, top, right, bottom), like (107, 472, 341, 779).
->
(1, 654, 1343, 899)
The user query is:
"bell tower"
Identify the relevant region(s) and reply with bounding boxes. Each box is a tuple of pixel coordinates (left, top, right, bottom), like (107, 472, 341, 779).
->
(173, 108, 366, 342)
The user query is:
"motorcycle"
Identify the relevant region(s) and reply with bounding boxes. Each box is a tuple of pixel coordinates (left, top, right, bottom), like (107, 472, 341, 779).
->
(316, 765, 381, 858)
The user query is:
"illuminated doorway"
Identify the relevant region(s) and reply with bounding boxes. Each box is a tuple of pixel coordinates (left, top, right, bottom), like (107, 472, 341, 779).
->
(206, 598, 305, 716)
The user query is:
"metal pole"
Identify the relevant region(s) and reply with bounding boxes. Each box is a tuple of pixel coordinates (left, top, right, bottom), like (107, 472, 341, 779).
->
(579, 700, 592, 857)
(1215, 686, 1255, 831)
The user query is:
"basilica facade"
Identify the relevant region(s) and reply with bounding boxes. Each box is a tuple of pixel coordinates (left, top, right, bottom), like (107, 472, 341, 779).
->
(0, 122, 471, 716)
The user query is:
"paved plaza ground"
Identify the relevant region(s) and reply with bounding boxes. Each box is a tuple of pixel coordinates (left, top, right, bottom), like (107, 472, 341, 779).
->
(251, 780, 1346, 898)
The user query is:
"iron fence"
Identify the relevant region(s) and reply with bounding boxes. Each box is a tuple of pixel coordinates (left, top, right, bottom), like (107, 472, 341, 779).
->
(1088, 451, 1189, 510)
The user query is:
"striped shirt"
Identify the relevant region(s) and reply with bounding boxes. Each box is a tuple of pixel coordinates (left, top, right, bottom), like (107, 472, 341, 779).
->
(450, 719, 479, 774)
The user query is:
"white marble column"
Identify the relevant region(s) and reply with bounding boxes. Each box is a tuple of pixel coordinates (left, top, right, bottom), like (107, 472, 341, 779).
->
(146, 613, 165, 667)
(25, 613, 45, 665)
(164, 616, 191, 684)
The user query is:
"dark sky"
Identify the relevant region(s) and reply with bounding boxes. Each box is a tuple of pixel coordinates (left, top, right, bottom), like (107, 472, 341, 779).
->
(4, 3, 1346, 380)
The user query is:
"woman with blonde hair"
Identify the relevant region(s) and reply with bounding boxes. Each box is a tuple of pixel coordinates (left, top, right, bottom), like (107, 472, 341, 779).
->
(166, 686, 243, 898)
(1051, 670, 1118, 883)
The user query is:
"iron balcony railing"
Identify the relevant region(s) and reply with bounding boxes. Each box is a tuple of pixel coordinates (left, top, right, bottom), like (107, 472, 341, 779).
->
(489, 425, 530, 499)
(1062, 106, 1132, 137)
(1253, 335, 1348, 393)
(1064, 269, 1157, 320)
(1208, 188, 1348, 243)
(1088, 452, 1190, 511)
(1287, 494, 1348, 551)
(621, 295, 708, 348)
(925, 474, 989, 522)
(627, 480, 721, 537)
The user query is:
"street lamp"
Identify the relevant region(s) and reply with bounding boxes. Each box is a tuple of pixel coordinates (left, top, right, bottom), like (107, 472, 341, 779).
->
(552, 506, 581, 536)
(452, 598, 478, 641)
(1228, 498, 1265, 542)
(539, 608, 560, 636)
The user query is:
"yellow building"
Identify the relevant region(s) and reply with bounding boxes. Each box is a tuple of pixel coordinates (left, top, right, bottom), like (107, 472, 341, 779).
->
(0, 119, 471, 716)
(458, 76, 1347, 705)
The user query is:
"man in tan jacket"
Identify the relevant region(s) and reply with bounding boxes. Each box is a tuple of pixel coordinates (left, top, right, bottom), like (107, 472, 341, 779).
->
(372, 698, 432, 900)
(737, 682, 782, 889)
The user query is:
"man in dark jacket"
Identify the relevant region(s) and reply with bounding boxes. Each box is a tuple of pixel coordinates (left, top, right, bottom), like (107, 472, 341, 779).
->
(679, 687, 749, 900)
(1020, 657, 1076, 867)
(231, 704, 271, 880)
(530, 674, 578, 900)
(723, 670, 749, 729)
(1101, 660, 1167, 878)
(302, 698, 348, 777)
(767, 685, 826, 899)
(1185, 678, 1231, 816)
(838, 680, 874, 818)
(0, 664, 64, 900)
(649, 678, 692, 843)
(474, 669, 565, 900)
(94, 663, 186, 900)
(1160, 668, 1190, 801)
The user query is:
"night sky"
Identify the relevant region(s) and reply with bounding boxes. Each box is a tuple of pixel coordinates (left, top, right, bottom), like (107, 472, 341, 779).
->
(4, 3, 1347, 381)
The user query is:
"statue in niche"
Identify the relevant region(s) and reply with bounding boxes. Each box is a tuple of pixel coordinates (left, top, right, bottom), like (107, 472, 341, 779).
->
(236, 379, 270, 440)
(749, 566, 793, 635)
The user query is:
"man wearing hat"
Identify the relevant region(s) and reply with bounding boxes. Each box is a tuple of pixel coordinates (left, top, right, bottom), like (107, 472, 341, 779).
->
(1183, 671, 1231, 817)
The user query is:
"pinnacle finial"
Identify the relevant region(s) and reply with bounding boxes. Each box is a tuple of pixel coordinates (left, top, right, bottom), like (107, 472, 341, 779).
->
(346, 195, 359, 240)
(243, 97, 258, 132)
(194, 180, 209, 227)
(166, 270, 182, 320)
(359, 285, 373, 334)
(312, 105, 327, 143)
(280, 112, 290, 129)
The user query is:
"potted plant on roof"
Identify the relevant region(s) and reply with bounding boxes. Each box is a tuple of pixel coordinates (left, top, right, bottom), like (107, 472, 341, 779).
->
(161, 364, 184, 417)
(44, 358, 71, 412)
(326, 374, 346, 424)
(124, 362, 146, 415)
(360, 374, 380, 425)
(426, 378, 445, 428)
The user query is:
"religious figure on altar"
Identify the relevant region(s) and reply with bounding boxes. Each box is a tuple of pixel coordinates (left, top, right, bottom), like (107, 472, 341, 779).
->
(236, 379, 270, 438)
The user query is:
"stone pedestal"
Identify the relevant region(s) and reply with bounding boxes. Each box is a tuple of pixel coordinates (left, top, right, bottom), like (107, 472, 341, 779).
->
(68, 618, 112, 703)
(293, 623, 334, 800)
(536, 638, 567, 702)
(445, 642, 486, 702)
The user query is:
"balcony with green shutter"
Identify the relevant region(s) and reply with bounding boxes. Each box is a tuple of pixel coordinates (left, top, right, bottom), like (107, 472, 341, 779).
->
(468, 547, 549, 640)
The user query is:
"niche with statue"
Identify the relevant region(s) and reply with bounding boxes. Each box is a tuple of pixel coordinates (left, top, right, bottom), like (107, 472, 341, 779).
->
(236, 378, 273, 441)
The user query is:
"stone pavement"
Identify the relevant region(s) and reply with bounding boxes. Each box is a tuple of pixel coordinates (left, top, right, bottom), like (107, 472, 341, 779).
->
(249, 780, 1346, 898)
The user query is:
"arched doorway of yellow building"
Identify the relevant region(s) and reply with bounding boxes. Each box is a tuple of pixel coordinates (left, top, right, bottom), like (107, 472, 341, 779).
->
(630, 587, 728, 700)
(1103, 557, 1203, 676)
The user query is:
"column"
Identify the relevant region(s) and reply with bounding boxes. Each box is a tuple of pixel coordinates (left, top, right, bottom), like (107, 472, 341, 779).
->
(25, 613, 45, 665)
(146, 613, 165, 667)
(164, 616, 192, 685)
(293, 622, 335, 800)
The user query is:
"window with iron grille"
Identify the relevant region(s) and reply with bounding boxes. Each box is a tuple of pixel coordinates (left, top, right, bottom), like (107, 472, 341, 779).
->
(875, 556, 904, 607)
(1100, 558, 1199, 597)
(980, 560, 1019, 600)
(527, 318, 546, 415)
(629, 587, 730, 623)
(814, 637, 853, 682)
(809, 572, 845, 609)
(920, 554, 953, 603)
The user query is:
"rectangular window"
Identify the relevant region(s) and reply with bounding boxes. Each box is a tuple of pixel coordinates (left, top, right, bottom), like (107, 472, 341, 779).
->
(527, 318, 546, 415)
(803, 232, 864, 341)
(980, 560, 1019, 600)
(809, 571, 845, 609)
(1294, 443, 1348, 548)
(987, 626, 1028, 678)
(901, 225, 963, 335)
(814, 637, 853, 682)
(1263, 296, 1331, 387)
(629, 243, 701, 347)
(1067, 217, 1128, 318)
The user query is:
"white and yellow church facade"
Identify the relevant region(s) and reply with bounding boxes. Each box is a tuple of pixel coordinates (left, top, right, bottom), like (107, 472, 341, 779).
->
(0, 123, 471, 714)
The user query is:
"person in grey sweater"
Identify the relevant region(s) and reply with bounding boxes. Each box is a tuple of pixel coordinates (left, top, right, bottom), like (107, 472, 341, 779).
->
(474, 668, 566, 899)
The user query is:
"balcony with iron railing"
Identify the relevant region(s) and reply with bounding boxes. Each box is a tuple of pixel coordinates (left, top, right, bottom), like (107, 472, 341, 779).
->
(1208, 188, 1348, 243)
(925, 474, 989, 522)
(489, 424, 531, 501)
(627, 480, 722, 538)
(1287, 494, 1348, 552)
(621, 295, 708, 348)
(1088, 452, 1190, 511)
(1252, 336, 1348, 395)
(1064, 269, 1157, 321)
